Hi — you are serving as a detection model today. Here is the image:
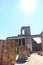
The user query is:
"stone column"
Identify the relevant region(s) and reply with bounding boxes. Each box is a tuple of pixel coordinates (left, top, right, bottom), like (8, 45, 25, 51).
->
(26, 38, 32, 52)
(41, 37, 43, 51)
(41, 32, 43, 51)
(21, 39, 23, 46)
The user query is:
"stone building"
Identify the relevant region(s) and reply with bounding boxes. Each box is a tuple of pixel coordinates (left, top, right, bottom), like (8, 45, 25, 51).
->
(7, 26, 32, 52)
(6, 26, 43, 52)
(0, 26, 43, 62)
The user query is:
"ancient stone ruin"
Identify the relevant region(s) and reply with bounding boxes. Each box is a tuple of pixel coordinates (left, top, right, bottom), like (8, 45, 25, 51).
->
(0, 39, 16, 65)
(0, 26, 43, 64)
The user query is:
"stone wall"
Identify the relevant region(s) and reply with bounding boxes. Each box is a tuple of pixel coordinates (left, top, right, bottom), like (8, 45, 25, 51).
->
(0, 39, 16, 65)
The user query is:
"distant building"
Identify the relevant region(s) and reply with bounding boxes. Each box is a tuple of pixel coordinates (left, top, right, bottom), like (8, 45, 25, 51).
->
(7, 26, 43, 52)
(7, 26, 32, 52)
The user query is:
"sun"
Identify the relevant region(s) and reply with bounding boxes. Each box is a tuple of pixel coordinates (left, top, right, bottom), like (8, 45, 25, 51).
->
(21, 0, 37, 13)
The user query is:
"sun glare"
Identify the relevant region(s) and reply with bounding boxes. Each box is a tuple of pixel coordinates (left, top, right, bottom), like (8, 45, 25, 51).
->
(21, 0, 37, 13)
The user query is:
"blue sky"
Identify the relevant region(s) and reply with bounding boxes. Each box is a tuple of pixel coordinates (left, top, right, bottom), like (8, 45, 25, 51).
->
(0, 0, 43, 42)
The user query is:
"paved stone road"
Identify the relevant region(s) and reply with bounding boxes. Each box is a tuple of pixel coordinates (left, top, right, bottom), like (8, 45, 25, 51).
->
(15, 53, 43, 65)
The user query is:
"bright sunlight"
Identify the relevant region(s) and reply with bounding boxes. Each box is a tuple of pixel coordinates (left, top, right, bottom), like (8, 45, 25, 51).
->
(21, 0, 37, 13)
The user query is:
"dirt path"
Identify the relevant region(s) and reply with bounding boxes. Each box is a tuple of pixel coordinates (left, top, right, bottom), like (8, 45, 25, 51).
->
(15, 53, 43, 65)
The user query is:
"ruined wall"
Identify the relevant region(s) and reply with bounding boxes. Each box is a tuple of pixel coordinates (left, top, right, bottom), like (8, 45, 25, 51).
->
(21, 26, 31, 35)
(0, 40, 3, 60)
(32, 39, 42, 52)
(0, 39, 16, 65)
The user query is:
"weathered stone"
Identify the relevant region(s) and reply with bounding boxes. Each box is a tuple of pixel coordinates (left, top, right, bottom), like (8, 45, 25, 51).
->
(0, 39, 16, 65)
(18, 46, 28, 60)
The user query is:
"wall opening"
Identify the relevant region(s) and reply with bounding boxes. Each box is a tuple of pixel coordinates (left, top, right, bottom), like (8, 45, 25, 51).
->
(22, 30, 25, 35)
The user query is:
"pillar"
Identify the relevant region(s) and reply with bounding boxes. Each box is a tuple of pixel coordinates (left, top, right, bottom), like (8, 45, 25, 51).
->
(41, 37, 43, 51)
(41, 32, 43, 51)
(26, 38, 32, 52)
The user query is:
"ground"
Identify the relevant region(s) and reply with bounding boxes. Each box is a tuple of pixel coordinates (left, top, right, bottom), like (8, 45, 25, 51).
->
(15, 53, 43, 65)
